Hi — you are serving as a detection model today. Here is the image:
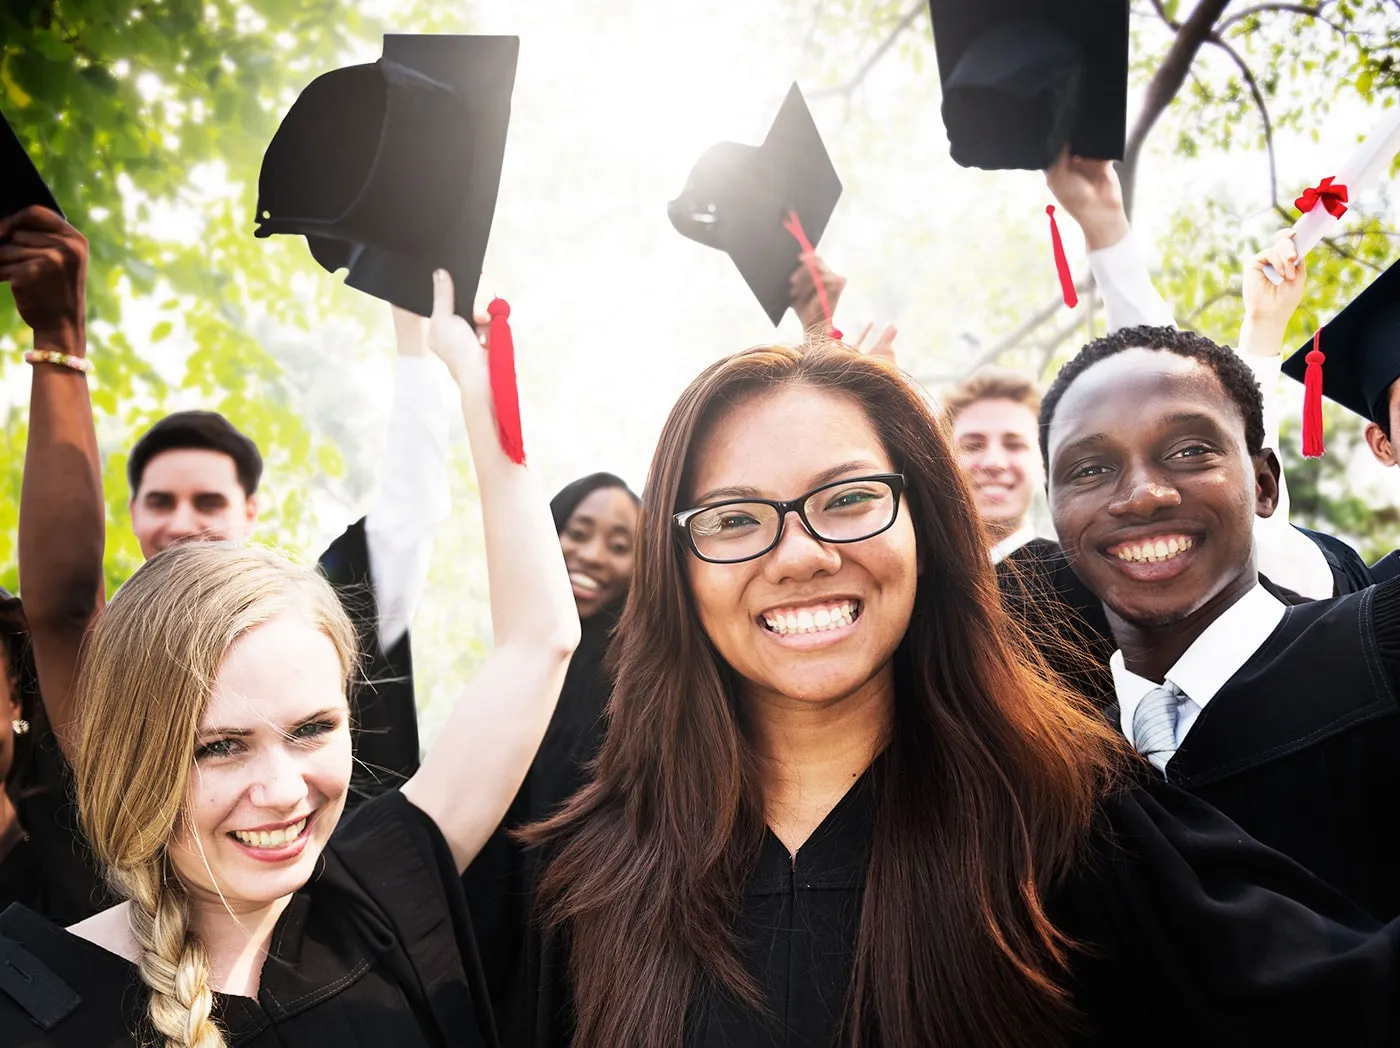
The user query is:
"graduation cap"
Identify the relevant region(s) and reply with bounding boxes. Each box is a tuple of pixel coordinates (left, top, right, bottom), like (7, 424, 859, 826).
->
(929, 0, 1130, 172)
(668, 83, 843, 327)
(254, 34, 517, 320)
(1282, 258, 1400, 456)
(1, 108, 63, 223)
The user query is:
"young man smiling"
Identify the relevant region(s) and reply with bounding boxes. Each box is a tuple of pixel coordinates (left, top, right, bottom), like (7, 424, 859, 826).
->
(1041, 323, 1400, 920)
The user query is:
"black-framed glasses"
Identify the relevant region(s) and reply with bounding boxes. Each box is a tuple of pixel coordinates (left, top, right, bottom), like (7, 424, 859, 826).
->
(673, 473, 907, 565)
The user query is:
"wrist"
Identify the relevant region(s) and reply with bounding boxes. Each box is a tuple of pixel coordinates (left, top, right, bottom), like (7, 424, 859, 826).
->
(1238, 316, 1288, 357)
(1081, 211, 1131, 252)
(32, 323, 85, 358)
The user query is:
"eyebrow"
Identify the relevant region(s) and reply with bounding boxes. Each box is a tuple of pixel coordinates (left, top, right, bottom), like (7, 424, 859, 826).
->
(1055, 413, 1229, 456)
(693, 460, 885, 505)
(197, 706, 344, 739)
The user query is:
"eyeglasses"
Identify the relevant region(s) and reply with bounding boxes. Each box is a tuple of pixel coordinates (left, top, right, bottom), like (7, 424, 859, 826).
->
(673, 473, 907, 565)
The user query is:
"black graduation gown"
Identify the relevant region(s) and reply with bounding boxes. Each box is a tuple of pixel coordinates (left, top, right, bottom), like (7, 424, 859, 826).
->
(1123, 574, 1400, 921)
(318, 517, 422, 807)
(1295, 524, 1374, 594)
(995, 538, 1117, 705)
(0, 791, 495, 1048)
(510, 765, 1400, 1047)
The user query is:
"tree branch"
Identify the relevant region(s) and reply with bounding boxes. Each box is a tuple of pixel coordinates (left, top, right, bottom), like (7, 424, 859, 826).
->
(1148, 0, 1182, 29)
(1217, 2, 1349, 36)
(966, 278, 1094, 372)
(1185, 285, 1242, 323)
(1322, 235, 1388, 272)
(1035, 298, 1102, 380)
(1205, 34, 1279, 210)
(809, 2, 926, 101)
(1122, 0, 1234, 216)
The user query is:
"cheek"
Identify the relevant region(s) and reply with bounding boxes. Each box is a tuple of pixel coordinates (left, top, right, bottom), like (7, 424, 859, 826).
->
(310, 731, 355, 800)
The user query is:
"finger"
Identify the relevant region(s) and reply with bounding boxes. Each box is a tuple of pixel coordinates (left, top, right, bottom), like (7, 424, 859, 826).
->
(0, 205, 68, 239)
(431, 269, 455, 319)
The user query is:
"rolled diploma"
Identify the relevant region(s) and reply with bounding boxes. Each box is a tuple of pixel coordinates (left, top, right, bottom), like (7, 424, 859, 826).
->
(1264, 107, 1400, 285)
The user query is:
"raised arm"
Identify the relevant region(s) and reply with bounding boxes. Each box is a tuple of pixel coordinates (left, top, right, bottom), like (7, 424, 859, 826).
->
(1237, 231, 1335, 599)
(1, 207, 104, 761)
(1045, 148, 1174, 332)
(400, 271, 580, 872)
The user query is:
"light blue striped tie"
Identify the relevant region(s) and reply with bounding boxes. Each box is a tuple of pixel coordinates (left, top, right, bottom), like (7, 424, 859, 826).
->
(1132, 681, 1188, 772)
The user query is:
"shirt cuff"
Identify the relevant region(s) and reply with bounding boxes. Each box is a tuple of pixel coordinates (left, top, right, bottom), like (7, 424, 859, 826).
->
(1086, 232, 1176, 332)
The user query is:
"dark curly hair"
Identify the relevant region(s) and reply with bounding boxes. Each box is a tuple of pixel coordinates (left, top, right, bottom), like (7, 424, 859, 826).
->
(1038, 325, 1266, 470)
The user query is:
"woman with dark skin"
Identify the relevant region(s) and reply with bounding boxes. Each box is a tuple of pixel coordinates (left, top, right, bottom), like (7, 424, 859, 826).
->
(502, 342, 1400, 1048)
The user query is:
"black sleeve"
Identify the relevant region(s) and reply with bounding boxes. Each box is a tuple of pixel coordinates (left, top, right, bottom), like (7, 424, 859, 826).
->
(325, 789, 497, 1046)
(1057, 780, 1399, 1046)
(318, 517, 421, 806)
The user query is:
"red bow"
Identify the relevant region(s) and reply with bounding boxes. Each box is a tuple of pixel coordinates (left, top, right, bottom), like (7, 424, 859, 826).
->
(1295, 176, 1349, 219)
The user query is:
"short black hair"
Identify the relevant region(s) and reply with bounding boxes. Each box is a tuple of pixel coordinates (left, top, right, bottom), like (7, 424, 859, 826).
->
(1038, 325, 1266, 469)
(127, 411, 264, 497)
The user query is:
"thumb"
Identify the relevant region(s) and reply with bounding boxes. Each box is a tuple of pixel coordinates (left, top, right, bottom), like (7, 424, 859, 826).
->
(431, 269, 456, 319)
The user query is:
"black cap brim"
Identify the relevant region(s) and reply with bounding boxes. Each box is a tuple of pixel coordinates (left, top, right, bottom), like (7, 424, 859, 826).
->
(1, 108, 64, 223)
(1282, 258, 1400, 426)
(254, 35, 518, 318)
(669, 83, 843, 326)
(929, 0, 1129, 171)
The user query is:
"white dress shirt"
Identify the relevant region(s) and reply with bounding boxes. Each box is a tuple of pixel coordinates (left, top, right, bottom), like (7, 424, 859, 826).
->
(1111, 583, 1286, 754)
(1089, 237, 1336, 600)
(989, 523, 1038, 565)
(363, 356, 453, 652)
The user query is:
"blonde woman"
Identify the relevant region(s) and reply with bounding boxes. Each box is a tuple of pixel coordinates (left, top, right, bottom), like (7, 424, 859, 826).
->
(0, 270, 579, 1047)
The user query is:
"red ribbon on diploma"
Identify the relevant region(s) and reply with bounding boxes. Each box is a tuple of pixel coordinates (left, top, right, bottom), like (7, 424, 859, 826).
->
(784, 210, 841, 341)
(1295, 176, 1349, 219)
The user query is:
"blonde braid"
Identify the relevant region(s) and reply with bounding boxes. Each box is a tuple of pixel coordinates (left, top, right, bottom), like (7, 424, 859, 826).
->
(118, 863, 225, 1048)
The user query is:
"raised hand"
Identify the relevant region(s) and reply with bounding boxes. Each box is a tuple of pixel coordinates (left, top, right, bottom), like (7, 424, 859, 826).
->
(1044, 146, 1130, 252)
(850, 322, 899, 364)
(789, 251, 847, 336)
(0, 205, 87, 341)
(426, 269, 489, 393)
(1240, 230, 1306, 357)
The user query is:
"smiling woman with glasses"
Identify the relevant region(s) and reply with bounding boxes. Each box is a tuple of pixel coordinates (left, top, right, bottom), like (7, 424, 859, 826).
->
(504, 340, 1400, 1048)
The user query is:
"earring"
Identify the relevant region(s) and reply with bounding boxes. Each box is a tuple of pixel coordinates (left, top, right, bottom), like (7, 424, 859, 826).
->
(12, 719, 29, 736)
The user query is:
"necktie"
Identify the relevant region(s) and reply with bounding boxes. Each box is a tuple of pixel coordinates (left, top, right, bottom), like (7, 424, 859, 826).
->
(1131, 681, 1188, 772)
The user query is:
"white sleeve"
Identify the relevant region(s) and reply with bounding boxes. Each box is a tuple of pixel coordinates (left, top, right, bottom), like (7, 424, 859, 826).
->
(1239, 352, 1335, 599)
(1086, 233, 1176, 332)
(363, 356, 454, 652)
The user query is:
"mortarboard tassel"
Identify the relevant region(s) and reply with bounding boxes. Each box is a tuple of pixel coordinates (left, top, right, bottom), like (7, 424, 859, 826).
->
(487, 298, 526, 465)
(1047, 205, 1079, 310)
(1302, 328, 1326, 458)
(783, 210, 842, 341)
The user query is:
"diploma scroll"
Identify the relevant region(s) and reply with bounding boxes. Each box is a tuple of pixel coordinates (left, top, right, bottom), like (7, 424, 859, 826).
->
(1264, 107, 1400, 285)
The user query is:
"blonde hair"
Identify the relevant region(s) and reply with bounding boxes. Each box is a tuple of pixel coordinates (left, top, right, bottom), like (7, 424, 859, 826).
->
(940, 366, 1043, 428)
(73, 543, 356, 1048)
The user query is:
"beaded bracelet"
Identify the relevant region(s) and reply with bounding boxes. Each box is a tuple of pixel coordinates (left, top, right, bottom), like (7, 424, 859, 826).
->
(23, 349, 94, 375)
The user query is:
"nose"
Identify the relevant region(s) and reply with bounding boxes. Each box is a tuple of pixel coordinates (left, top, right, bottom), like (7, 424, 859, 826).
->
(247, 745, 311, 814)
(761, 508, 842, 583)
(1108, 463, 1182, 519)
(575, 534, 607, 570)
(977, 442, 1011, 472)
(166, 501, 201, 538)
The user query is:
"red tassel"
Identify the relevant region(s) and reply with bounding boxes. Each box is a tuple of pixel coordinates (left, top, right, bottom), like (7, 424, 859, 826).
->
(486, 298, 526, 465)
(783, 210, 842, 340)
(1047, 205, 1079, 309)
(1302, 328, 1326, 458)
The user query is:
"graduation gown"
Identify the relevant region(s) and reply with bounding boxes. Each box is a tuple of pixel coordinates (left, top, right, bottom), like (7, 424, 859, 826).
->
(1125, 574, 1400, 921)
(0, 792, 495, 1048)
(508, 761, 1400, 1047)
(318, 517, 422, 807)
(995, 538, 1117, 705)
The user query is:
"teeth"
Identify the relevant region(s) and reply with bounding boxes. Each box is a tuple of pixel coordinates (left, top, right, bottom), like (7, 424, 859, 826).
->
(763, 601, 859, 636)
(569, 572, 600, 592)
(233, 817, 307, 849)
(1115, 537, 1194, 564)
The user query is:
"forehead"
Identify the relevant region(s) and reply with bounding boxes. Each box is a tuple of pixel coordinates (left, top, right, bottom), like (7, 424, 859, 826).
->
(569, 487, 638, 530)
(1049, 349, 1243, 457)
(951, 398, 1039, 440)
(139, 449, 243, 494)
(202, 615, 346, 730)
(688, 385, 891, 500)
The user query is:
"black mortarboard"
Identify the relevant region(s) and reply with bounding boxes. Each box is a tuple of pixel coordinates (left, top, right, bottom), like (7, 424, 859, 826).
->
(254, 35, 517, 318)
(1, 108, 63, 222)
(929, 0, 1130, 171)
(668, 84, 843, 326)
(1282, 258, 1400, 432)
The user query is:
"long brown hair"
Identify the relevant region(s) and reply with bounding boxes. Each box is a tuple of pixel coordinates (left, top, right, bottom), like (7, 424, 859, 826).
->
(527, 343, 1128, 1047)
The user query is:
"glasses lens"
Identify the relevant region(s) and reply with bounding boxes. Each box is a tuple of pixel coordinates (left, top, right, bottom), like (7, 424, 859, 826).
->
(687, 502, 780, 562)
(804, 479, 897, 542)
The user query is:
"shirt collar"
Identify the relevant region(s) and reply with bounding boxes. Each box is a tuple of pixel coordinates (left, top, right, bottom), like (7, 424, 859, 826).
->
(1111, 582, 1286, 736)
(989, 524, 1037, 565)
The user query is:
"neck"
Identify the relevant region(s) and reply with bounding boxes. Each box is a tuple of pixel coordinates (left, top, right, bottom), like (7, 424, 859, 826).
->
(188, 891, 293, 997)
(984, 516, 1025, 545)
(1112, 569, 1259, 683)
(745, 666, 893, 855)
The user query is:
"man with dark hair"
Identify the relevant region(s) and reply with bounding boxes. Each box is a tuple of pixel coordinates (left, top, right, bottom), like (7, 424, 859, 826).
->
(1042, 321, 1400, 920)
